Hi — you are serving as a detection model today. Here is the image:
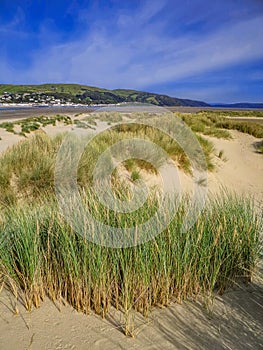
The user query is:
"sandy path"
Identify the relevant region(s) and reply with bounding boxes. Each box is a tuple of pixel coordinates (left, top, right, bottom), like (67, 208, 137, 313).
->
(0, 129, 23, 154)
(143, 130, 262, 212)
(206, 130, 263, 209)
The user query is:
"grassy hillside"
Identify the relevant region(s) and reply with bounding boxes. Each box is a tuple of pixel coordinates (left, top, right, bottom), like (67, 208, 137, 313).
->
(0, 83, 209, 106)
(0, 83, 107, 94)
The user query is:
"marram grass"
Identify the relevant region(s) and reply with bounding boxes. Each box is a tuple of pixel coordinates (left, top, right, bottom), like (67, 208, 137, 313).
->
(0, 123, 261, 336)
(0, 127, 214, 207)
(0, 191, 261, 336)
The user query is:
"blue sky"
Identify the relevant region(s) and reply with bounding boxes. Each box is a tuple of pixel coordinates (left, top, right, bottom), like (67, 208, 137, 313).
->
(0, 0, 263, 103)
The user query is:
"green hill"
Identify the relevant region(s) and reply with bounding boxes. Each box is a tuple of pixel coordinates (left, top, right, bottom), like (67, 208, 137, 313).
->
(0, 83, 209, 107)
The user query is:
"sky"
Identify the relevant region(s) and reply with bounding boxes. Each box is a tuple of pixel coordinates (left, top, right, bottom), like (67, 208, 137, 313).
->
(0, 0, 263, 103)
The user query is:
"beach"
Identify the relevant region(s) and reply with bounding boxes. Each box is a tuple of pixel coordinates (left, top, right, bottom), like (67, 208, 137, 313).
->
(0, 111, 262, 349)
(0, 281, 262, 350)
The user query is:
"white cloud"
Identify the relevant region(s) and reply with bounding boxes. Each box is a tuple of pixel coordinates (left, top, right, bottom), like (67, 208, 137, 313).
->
(0, 7, 25, 34)
(135, 15, 263, 85)
(1, 4, 263, 102)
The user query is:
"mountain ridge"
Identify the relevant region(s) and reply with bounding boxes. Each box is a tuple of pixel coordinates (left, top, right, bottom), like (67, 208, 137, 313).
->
(211, 102, 263, 109)
(0, 84, 208, 107)
(0, 84, 262, 108)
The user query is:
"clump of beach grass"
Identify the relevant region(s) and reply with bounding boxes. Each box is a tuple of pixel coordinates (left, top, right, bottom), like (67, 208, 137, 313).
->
(214, 120, 263, 138)
(73, 119, 95, 129)
(197, 109, 263, 119)
(0, 115, 72, 136)
(179, 113, 232, 139)
(179, 111, 263, 138)
(194, 111, 263, 138)
(0, 191, 261, 335)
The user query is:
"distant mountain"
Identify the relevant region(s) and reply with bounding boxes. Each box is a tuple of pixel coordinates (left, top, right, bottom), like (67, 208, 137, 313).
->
(2, 84, 262, 108)
(0, 84, 209, 107)
(211, 103, 263, 109)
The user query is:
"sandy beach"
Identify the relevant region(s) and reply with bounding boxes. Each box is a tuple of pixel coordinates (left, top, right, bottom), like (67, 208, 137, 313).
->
(0, 114, 262, 350)
(0, 281, 262, 350)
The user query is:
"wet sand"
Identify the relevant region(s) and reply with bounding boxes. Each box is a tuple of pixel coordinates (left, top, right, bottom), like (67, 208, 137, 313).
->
(0, 106, 97, 121)
(1, 106, 263, 122)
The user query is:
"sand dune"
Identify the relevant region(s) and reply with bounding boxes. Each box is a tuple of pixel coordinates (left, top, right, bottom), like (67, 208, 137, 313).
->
(205, 130, 263, 210)
(0, 120, 262, 349)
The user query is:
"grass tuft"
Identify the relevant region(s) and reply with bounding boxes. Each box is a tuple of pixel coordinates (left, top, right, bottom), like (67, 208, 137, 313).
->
(0, 193, 261, 332)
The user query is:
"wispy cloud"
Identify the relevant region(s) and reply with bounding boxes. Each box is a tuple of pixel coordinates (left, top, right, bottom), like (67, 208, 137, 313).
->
(0, 0, 262, 102)
(0, 6, 25, 33)
(140, 15, 263, 84)
(21, 13, 263, 87)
